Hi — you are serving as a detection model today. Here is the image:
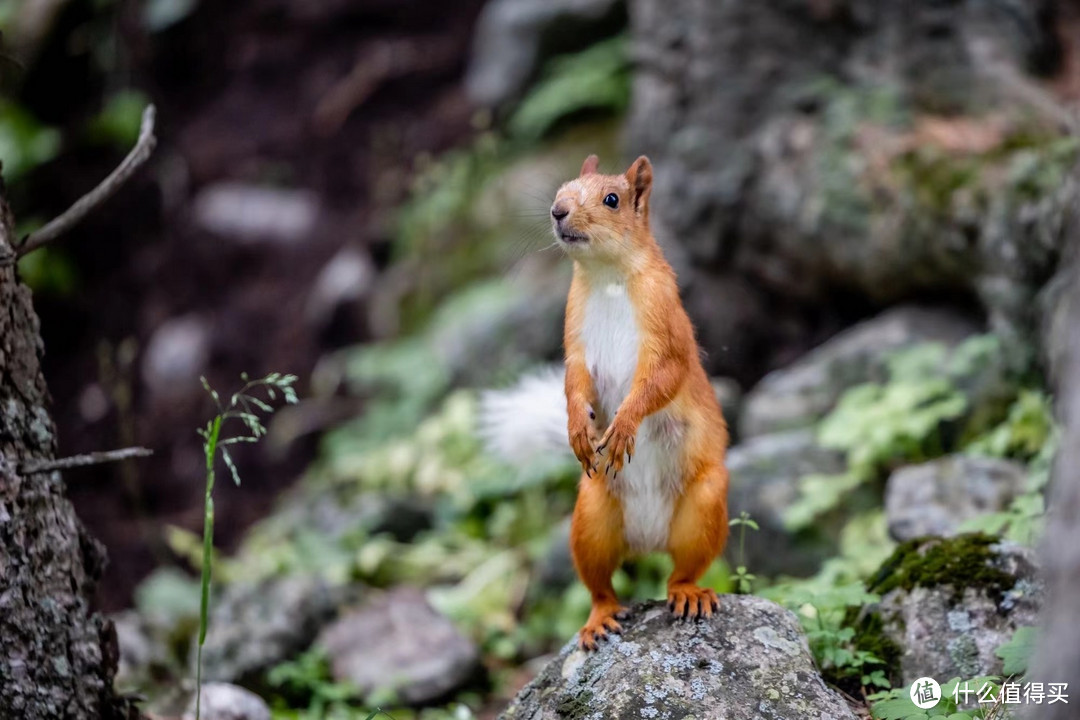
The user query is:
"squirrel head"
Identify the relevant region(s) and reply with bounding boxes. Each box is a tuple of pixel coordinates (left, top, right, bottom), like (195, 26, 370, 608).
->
(550, 155, 654, 268)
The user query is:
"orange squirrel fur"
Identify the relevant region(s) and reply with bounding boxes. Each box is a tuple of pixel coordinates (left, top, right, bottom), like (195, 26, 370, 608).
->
(551, 154, 730, 650)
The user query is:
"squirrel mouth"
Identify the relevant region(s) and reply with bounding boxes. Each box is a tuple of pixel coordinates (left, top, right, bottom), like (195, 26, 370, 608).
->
(558, 232, 588, 244)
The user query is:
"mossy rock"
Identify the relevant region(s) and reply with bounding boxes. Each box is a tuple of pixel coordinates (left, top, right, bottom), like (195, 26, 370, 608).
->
(868, 533, 1017, 603)
(867, 534, 1043, 685)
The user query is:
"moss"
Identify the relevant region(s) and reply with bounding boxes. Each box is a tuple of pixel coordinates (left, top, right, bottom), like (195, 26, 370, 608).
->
(893, 149, 982, 215)
(867, 533, 1016, 603)
(822, 608, 904, 696)
(555, 688, 594, 720)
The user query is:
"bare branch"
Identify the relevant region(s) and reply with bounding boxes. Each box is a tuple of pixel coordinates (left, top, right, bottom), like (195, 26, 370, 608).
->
(17, 104, 158, 258)
(19, 446, 153, 474)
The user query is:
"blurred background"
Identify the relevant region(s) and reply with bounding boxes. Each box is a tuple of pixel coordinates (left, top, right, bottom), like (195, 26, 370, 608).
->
(2, 0, 1079, 717)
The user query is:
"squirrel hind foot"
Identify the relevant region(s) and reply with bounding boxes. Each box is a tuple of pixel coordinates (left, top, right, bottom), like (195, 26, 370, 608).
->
(578, 601, 627, 650)
(667, 584, 720, 620)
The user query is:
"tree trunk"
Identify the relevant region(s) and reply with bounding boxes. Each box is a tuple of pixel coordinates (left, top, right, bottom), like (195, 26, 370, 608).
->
(0, 182, 129, 718)
(1030, 245, 1080, 719)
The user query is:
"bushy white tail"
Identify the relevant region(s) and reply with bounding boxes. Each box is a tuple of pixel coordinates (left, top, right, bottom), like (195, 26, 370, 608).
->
(477, 366, 573, 466)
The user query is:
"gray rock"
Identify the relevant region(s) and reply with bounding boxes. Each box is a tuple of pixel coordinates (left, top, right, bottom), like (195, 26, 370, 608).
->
(268, 486, 435, 545)
(112, 610, 171, 692)
(317, 587, 479, 705)
(886, 456, 1028, 541)
(193, 182, 319, 245)
(304, 246, 375, 328)
(628, 0, 1073, 374)
(868, 536, 1042, 686)
(183, 683, 271, 720)
(726, 430, 845, 577)
(533, 517, 575, 592)
(740, 306, 979, 437)
(430, 277, 567, 388)
(198, 575, 346, 684)
(466, 0, 624, 107)
(499, 595, 857, 719)
(711, 376, 742, 433)
(142, 314, 211, 398)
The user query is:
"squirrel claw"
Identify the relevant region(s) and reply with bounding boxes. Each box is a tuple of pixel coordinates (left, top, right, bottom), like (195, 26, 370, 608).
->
(578, 603, 626, 651)
(668, 585, 720, 620)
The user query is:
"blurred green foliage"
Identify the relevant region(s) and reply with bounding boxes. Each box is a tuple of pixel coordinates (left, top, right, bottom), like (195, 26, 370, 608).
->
(785, 335, 1035, 531)
(88, 89, 151, 148)
(0, 100, 61, 181)
(509, 36, 630, 142)
(17, 246, 79, 295)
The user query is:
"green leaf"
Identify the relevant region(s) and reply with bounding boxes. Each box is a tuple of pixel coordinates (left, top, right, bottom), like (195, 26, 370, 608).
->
(871, 697, 924, 719)
(996, 626, 1037, 676)
(509, 36, 630, 141)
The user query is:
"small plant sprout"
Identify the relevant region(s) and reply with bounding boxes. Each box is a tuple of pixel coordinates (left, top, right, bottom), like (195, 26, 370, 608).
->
(728, 511, 759, 594)
(194, 372, 298, 719)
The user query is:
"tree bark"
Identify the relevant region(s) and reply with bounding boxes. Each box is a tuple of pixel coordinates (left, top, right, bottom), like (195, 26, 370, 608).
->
(1029, 243, 1080, 719)
(0, 181, 130, 718)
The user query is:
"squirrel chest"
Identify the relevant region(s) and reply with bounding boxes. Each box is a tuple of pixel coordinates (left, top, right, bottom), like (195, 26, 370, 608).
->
(582, 280, 683, 553)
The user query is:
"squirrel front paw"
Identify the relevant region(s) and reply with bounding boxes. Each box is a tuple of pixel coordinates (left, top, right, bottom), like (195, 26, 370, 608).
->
(569, 408, 601, 476)
(597, 416, 636, 477)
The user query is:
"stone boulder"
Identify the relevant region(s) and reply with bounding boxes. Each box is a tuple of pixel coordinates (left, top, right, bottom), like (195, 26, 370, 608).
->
(725, 429, 846, 577)
(628, 0, 1076, 377)
(863, 534, 1042, 686)
(198, 575, 349, 685)
(183, 683, 271, 720)
(885, 456, 1028, 541)
(740, 306, 979, 437)
(499, 595, 858, 720)
(317, 587, 480, 705)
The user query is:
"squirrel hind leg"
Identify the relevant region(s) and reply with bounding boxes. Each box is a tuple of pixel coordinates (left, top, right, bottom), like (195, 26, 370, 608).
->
(570, 473, 627, 650)
(666, 466, 729, 619)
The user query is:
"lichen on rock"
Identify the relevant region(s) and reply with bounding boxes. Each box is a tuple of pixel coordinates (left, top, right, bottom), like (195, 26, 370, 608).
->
(863, 534, 1042, 685)
(499, 595, 857, 720)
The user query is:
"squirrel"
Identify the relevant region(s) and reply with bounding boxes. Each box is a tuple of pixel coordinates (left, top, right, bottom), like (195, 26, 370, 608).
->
(480, 154, 730, 651)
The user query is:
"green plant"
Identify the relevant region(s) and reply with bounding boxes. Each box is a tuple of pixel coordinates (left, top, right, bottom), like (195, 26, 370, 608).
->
(763, 580, 890, 691)
(508, 36, 630, 141)
(194, 372, 298, 719)
(785, 337, 1017, 531)
(960, 392, 1058, 545)
(267, 648, 361, 719)
(728, 511, 759, 593)
(995, 626, 1037, 677)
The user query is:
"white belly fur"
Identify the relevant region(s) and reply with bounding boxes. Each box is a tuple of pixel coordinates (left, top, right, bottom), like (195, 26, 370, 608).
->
(582, 281, 680, 553)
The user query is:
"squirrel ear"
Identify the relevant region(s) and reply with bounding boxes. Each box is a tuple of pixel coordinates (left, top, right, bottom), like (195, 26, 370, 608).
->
(626, 155, 652, 214)
(580, 154, 600, 177)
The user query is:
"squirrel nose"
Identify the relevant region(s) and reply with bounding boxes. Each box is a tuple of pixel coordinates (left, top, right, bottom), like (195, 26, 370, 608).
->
(551, 204, 569, 221)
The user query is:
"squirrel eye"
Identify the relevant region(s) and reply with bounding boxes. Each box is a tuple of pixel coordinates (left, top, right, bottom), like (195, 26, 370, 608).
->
(603, 193, 619, 209)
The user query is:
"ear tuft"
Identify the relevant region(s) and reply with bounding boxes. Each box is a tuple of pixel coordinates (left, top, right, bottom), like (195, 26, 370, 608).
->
(626, 155, 653, 213)
(580, 154, 600, 177)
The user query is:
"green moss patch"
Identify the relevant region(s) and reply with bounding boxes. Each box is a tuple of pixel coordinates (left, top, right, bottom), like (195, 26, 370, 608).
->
(867, 533, 1017, 603)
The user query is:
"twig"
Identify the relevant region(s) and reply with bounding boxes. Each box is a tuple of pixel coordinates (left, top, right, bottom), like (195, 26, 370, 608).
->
(20, 446, 153, 474)
(17, 104, 158, 258)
